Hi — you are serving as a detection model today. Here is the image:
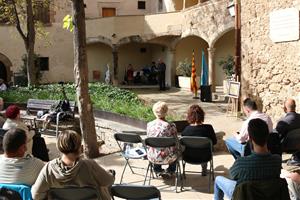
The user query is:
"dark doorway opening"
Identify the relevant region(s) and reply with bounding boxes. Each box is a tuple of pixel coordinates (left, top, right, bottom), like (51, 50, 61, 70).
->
(0, 61, 7, 81)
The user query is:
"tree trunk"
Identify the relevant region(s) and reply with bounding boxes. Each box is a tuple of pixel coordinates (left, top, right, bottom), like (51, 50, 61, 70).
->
(25, 0, 37, 86)
(71, 0, 100, 158)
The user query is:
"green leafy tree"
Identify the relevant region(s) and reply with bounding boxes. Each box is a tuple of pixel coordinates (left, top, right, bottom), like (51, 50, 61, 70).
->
(0, 0, 50, 86)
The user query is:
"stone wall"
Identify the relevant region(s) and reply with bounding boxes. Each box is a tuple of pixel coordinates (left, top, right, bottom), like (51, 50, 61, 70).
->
(241, 0, 300, 121)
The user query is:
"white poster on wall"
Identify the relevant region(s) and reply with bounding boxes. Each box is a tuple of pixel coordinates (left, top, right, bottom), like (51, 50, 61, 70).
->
(269, 8, 299, 43)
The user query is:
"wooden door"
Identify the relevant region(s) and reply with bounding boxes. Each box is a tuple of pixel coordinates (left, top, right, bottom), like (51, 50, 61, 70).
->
(102, 8, 116, 17)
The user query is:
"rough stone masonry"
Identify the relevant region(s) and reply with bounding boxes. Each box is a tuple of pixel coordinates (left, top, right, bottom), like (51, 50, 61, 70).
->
(241, 0, 300, 122)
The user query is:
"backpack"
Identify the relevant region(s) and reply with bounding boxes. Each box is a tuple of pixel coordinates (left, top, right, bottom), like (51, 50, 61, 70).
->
(49, 100, 72, 122)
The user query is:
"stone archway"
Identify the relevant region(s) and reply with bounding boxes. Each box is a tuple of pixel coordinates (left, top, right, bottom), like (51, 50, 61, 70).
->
(0, 53, 12, 82)
(174, 35, 209, 80)
(211, 29, 235, 86)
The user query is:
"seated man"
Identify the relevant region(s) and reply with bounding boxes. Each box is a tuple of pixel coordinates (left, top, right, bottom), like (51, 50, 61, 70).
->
(0, 128, 44, 186)
(31, 130, 115, 200)
(214, 118, 282, 200)
(275, 98, 300, 140)
(225, 98, 273, 159)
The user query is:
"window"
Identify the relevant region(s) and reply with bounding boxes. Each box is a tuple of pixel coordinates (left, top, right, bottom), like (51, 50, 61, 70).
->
(138, 1, 146, 9)
(102, 8, 116, 17)
(34, 1, 50, 24)
(35, 57, 49, 71)
(158, 0, 163, 11)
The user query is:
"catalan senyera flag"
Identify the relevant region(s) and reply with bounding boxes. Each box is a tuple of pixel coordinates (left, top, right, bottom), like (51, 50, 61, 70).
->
(190, 50, 198, 97)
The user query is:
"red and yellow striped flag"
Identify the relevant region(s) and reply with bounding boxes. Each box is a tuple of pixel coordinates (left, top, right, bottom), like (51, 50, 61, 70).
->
(190, 50, 198, 97)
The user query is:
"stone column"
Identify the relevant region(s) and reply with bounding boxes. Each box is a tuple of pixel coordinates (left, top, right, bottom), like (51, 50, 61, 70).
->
(183, 0, 186, 9)
(167, 49, 176, 87)
(112, 45, 118, 85)
(208, 47, 215, 92)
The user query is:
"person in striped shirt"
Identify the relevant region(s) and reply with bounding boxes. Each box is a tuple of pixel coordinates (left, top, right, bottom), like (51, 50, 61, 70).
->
(214, 118, 281, 200)
(0, 128, 44, 186)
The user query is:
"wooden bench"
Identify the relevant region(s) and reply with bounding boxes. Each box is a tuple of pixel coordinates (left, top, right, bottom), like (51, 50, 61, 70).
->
(26, 99, 76, 137)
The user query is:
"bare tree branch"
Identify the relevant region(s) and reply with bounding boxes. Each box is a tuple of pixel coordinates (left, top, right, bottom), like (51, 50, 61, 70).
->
(11, 0, 27, 42)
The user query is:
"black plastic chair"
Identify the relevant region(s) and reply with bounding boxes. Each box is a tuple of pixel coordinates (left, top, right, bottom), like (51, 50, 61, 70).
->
(0, 187, 22, 200)
(180, 136, 214, 192)
(232, 178, 290, 200)
(111, 184, 161, 200)
(114, 132, 147, 183)
(281, 128, 300, 153)
(143, 137, 182, 192)
(48, 186, 101, 200)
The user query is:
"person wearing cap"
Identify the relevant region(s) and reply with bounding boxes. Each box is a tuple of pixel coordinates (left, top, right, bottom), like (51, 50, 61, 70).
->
(2, 105, 34, 155)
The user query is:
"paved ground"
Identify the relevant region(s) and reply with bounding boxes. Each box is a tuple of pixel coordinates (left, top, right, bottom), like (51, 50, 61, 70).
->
(133, 87, 244, 137)
(45, 87, 244, 200)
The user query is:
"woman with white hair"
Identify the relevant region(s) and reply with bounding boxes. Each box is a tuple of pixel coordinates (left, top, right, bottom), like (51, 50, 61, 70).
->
(147, 101, 178, 177)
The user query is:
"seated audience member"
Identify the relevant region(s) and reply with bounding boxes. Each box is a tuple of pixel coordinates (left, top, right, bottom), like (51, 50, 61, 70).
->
(31, 130, 115, 200)
(0, 128, 44, 185)
(275, 98, 300, 140)
(2, 105, 34, 155)
(182, 104, 217, 176)
(147, 101, 179, 177)
(214, 119, 282, 200)
(225, 98, 273, 159)
(0, 79, 7, 91)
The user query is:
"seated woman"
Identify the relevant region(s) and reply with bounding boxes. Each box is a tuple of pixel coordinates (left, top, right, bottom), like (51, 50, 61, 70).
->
(31, 130, 115, 200)
(181, 104, 217, 176)
(147, 101, 179, 177)
(2, 105, 34, 155)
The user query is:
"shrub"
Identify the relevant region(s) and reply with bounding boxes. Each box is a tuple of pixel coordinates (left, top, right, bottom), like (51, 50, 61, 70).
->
(176, 58, 192, 77)
(1, 83, 157, 121)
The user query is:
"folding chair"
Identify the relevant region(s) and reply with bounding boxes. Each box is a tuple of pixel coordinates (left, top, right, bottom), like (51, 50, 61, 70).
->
(232, 178, 290, 200)
(114, 132, 147, 183)
(143, 137, 182, 192)
(180, 136, 214, 192)
(111, 184, 161, 200)
(48, 186, 100, 200)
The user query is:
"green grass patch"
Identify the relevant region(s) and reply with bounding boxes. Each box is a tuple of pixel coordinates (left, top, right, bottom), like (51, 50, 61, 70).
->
(0, 83, 157, 122)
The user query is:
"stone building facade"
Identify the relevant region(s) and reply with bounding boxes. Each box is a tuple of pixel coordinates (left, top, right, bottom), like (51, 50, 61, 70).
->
(241, 0, 300, 121)
(0, 0, 234, 89)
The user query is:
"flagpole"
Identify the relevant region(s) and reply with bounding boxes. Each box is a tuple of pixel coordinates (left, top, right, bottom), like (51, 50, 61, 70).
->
(191, 50, 199, 99)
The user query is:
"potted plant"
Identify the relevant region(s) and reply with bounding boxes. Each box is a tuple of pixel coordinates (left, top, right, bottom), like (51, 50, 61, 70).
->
(218, 55, 235, 94)
(176, 58, 200, 89)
